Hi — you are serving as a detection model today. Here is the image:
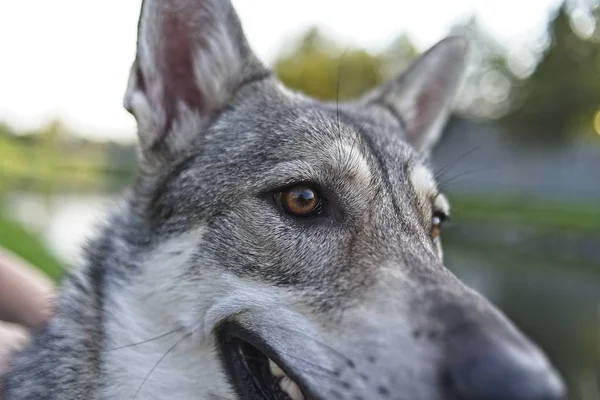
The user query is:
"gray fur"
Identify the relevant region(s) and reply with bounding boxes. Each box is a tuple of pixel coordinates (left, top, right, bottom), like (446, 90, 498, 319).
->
(4, 0, 566, 399)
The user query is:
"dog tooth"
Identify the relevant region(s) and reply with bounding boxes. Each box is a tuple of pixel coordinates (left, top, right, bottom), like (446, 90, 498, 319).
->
(268, 359, 287, 378)
(279, 376, 304, 400)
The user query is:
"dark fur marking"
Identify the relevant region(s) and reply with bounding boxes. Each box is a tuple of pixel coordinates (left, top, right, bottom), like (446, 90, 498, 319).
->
(374, 100, 408, 134)
(355, 128, 408, 220)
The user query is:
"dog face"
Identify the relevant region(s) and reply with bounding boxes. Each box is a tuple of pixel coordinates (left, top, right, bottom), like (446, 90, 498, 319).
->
(120, 1, 566, 399)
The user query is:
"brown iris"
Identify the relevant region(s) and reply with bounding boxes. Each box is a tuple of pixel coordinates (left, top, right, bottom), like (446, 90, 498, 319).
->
(275, 185, 322, 217)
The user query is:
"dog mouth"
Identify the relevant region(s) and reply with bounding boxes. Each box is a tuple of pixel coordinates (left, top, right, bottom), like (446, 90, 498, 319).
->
(217, 323, 311, 400)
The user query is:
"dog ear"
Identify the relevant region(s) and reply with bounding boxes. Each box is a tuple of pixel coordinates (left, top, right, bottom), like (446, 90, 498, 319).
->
(124, 0, 268, 164)
(361, 37, 468, 154)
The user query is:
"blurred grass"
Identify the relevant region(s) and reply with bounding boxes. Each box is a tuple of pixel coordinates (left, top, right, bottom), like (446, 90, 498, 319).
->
(0, 208, 64, 281)
(450, 195, 600, 233)
(0, 125, 134, 193)
(445, 195, 600, 278)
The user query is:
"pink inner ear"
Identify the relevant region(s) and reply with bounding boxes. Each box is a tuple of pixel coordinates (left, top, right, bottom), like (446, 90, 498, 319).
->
(156, 9, 207, 137)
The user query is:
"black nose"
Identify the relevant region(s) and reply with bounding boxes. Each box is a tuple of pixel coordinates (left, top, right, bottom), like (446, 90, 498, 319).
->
(448, 344, 566, 400)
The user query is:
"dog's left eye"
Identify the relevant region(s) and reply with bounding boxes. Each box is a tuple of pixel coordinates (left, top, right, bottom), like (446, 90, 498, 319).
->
(274, 185, 323, 218)
(431, 211, 448, 240)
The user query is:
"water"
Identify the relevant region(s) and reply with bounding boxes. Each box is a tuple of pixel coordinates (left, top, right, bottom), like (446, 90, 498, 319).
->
(4, 192, 115, 265)
(2, 192, 599, 399)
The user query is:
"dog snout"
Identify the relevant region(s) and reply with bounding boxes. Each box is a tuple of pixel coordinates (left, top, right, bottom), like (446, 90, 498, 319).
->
(447, 341, 566, 400)
(411, 284, 567, 400)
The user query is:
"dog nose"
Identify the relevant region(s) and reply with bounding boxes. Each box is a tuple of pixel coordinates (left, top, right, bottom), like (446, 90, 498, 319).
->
(448, 343, 566, 400)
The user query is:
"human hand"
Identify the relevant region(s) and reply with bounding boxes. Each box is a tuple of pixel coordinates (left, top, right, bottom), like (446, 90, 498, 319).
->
(0, 248, 56, 390)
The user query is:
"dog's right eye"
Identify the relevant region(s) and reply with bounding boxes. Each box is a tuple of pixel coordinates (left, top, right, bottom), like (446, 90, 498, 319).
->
(274, 185, 323, 218)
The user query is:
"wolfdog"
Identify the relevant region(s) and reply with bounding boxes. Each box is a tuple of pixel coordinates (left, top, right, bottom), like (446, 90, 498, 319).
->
(4, 0, 566, 399)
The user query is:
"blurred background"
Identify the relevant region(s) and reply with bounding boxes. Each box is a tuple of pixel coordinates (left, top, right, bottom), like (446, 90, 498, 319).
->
(0, 0, 599, 398)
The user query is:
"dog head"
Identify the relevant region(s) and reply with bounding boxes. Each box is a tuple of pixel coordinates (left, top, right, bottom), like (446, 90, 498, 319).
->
(121, 1, 566, 399)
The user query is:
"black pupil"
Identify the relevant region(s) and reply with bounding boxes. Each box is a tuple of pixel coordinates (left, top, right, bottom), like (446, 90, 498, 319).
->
(292, 188, 315, 206)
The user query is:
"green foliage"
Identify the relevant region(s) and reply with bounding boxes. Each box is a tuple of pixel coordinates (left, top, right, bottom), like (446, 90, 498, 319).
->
(449, 18, 514, 119)
(0, 208, 64, 281)
(0, 120, 136, 194)
(374, 34, 419, 84)
(502, 2, 600, 142)
(274, 28, 416, 101)
(273, 4, 600, 144)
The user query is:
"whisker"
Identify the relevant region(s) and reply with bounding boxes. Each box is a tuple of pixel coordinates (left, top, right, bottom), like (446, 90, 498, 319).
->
(335, 48, 348, 145)
(239, 350, 339, 381)
(132, 332, 192, 400)
(438, 178, 482, 192)
(342, 106, 377, 173)
(103, 328, 184, 352)
(271, 325, 355, 368)
(437, 166, 497, 191)
(434, 144, 482, 181)
(336, 49, 348, 142)
(208, 394, 235, 400)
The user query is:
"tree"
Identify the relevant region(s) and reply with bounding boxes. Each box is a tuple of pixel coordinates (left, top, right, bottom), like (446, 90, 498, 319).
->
(501, 1, 600, 142)
(379, 34, 419, 78)
(449, 17, 514, 119)
(274, 27, 418, 102)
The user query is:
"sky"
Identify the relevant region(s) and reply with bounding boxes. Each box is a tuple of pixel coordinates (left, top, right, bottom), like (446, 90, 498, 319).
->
(0, 0, 563, 142)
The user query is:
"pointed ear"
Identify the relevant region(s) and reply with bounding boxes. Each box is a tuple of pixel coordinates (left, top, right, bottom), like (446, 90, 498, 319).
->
(362, 37, 468, 153)
(124, 0, 269, 163)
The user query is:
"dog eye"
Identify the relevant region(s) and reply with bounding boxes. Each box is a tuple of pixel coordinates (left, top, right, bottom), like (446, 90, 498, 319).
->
(274, 185, 322, 218)
(431, 211, 448, 240)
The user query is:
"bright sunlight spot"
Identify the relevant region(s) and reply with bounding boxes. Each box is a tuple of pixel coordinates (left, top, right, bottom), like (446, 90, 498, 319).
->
(594, 109, 600, 136)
